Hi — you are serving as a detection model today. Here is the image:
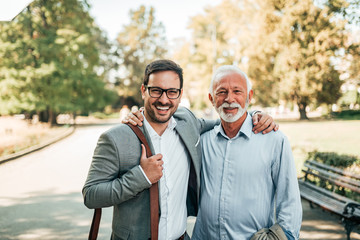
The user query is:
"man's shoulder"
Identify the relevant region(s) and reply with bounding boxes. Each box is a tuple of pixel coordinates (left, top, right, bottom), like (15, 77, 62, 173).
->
(102, 123, 138, 138)
(201, 124, 218, 138)
(253, 129, 288, 144)
(174, 107, 197, 121)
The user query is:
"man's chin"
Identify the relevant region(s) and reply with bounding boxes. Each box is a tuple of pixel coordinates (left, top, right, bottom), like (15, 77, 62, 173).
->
(152, 110, 173, 123)
(220, 112, 242, 123)
(153, 115, 171, 123)
(223, 109, 238, 116)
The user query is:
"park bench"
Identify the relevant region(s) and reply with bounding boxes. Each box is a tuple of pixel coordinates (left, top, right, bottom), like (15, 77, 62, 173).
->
(298, 160, 360, 240)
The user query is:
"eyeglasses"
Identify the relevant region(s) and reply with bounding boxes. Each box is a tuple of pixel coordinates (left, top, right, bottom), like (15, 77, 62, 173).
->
(145, 86, 181, 99)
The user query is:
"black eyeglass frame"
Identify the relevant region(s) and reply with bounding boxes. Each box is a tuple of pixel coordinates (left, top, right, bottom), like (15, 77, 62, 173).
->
(145, 86, 182, 99)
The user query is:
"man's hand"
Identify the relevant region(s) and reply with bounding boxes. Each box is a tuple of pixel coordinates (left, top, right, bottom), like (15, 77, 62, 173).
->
(252, 112, 279, 134)
(140, 144, 163, 184)
(122, 107, 144, 126)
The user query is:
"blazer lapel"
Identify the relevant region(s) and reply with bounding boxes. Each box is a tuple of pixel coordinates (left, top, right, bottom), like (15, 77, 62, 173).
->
(174, 121, 201, 172)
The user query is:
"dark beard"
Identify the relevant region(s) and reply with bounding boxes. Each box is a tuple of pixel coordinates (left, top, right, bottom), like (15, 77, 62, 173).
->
(146, 102, 174, 123)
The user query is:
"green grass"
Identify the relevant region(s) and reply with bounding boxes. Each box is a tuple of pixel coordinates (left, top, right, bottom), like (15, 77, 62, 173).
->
(278, 119, 360, 176)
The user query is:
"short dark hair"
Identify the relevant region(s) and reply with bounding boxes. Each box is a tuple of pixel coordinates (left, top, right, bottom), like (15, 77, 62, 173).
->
(143, 59, 183, 89)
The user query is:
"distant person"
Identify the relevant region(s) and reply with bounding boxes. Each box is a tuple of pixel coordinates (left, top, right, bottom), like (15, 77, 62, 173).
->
(131, 105, 139, 113)
(119, 105, 130, 121)
(191, 65, 302, 240)
(83, 59, 277, 240)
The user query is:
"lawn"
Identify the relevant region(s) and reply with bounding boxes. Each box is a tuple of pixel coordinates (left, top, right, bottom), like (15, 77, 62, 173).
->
(278, 119, 360, 175)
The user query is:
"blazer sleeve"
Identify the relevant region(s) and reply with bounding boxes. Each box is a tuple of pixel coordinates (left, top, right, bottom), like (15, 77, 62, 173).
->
(82, 128, 151, 209)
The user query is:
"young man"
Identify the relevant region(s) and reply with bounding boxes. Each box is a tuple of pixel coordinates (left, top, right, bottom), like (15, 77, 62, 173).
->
(192, 65, 302, 240)
(83, 60, 277, 240)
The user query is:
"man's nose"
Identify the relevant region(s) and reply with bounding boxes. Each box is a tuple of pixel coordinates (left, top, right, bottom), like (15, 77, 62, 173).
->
(157, 91, 170, 103)
(225, 92, 235, 103)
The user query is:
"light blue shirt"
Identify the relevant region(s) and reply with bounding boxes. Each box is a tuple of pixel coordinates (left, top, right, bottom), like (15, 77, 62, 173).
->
(192, 113, 302, 240)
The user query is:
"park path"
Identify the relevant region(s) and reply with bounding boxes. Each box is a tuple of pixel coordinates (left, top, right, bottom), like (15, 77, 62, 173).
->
(0, 122, 359, 240)
(0, 123, 115, 240)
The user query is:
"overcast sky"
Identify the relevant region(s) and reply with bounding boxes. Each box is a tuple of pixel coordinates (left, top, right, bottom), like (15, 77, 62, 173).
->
(88, 0, 221, 41)
(0, 0, 221, 41)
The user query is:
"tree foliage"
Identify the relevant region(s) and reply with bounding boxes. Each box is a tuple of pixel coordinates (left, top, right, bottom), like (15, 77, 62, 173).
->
(115, 5, 167, 105)
(0, 0, 116, 124)
(174, 0, 257, 109)
(176, 0, 358, 119)
(269, 0, 349, 119)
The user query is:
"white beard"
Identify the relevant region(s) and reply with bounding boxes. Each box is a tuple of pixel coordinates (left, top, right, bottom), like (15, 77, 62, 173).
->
(215, 101, 248, 123)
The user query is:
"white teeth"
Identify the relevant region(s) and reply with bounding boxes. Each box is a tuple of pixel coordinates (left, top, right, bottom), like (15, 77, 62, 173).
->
(157, 106, 169, 110)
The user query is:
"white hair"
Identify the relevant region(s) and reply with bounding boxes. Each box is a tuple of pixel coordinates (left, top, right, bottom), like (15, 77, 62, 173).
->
(209, 65, 252, 96)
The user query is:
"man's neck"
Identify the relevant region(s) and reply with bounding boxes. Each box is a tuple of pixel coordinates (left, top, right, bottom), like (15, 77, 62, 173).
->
(144, 113, 169, 136)
(221, 112, 248, 139)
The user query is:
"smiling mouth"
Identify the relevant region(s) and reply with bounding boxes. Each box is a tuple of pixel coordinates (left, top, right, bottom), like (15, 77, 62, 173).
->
(224, 107, 238, 111)
(156, 106, 170, 110)
(154, 105, 172, 115)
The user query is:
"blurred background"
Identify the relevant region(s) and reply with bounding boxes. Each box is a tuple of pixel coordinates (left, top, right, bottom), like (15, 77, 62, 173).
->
(0, 0, 359, 171)
(0, 1, 360, 239)
(1, 0, 359, 167)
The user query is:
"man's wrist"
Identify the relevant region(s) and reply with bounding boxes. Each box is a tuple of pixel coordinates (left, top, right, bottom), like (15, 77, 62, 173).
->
(138, 165, 152, 184)
(251, 110, 261, 116)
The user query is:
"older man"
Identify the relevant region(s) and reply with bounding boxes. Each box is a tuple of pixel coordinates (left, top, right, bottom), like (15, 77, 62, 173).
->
(191, 65, 302, 240)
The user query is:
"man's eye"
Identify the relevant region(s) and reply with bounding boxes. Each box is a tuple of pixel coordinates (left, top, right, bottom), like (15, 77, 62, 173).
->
(216, 91, 227, 95)
(151, 89, 162, 94)
(168, 90, 178, 95)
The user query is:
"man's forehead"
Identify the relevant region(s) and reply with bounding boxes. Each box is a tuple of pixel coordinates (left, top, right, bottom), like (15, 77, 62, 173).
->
(148, 71, 180, 86)
(214, 72, 246, 86)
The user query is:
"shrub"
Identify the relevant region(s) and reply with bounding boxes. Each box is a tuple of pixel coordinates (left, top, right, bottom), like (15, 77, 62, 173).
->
(331, 110, 360, 120)
(307, 151, 360, 201)
(307, 151, 359, 168)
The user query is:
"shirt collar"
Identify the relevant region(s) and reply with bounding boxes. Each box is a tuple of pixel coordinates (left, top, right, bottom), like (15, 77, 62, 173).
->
(215, 112, 253, 140)
(143, 112, 177, 137)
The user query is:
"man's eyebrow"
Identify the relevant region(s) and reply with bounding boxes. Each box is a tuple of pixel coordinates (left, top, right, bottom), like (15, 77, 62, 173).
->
(216, 87, 227, 91)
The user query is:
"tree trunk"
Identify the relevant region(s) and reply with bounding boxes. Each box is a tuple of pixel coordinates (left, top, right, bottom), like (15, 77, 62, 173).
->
(38, 109, 57, 125)
(38, 110, 49, 123)
(72, 112, 77, 126)
(298, 102, 309, 120)
(47, 109, 57, 126)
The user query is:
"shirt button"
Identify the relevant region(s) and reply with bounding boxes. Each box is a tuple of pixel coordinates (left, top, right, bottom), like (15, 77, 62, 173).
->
(222, 197, 225, 201)
(229, 140, 232, 143)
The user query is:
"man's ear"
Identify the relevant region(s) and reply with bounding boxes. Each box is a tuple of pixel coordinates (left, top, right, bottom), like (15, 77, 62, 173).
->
(208, 93, 214, 105)
(141, 84, 146, 100)
(179, 88, 183, 99)
(248, 89, 254, 103)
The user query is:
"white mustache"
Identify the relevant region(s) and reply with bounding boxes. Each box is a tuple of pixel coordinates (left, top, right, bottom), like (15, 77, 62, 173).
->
(216, 102, 247, 123)
(219, 102, 241, 109)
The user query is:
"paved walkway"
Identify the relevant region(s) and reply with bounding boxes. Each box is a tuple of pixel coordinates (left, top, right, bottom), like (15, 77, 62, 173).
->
(186, 199, 360, 240)
(300, 199, 360, 240)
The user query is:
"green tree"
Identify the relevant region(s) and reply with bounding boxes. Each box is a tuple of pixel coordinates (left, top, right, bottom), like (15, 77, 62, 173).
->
(0, 0, 116, 124)
(246, 0, 284, 107)
(271, 0, 350, 119)
(115, 5, 167, 105)
(347, 31, 360, 106)
(174, 0, 257, 109)
(175, 0, 357, 119)
(245, 0, 354, 119)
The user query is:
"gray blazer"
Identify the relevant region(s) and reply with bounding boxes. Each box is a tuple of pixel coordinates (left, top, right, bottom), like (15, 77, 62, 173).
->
(82, 107, 217, 240)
